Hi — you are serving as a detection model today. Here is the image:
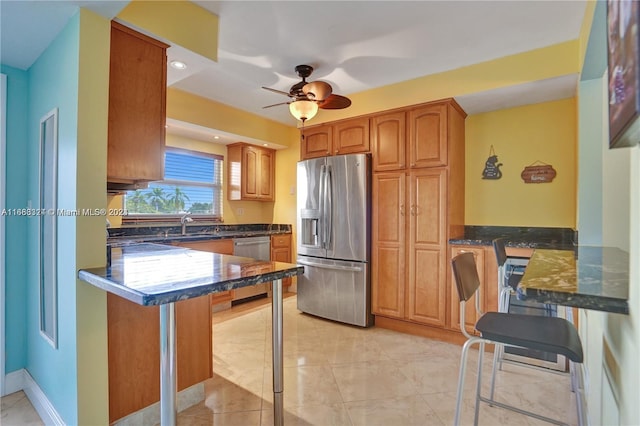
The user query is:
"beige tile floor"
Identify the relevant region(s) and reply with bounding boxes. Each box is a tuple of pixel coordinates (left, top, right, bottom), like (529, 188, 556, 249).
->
(1, 295, 578, 426)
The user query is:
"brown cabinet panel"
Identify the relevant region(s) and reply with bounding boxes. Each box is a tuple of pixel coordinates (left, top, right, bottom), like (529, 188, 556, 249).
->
(406, 169, 447, 326)
(259, 150, 275, 198)
(228, 143, 275, 201)
(449, 246, 485, 334)
(271, 234, 292, 287)
(372, 173, 406, 318)
(408, 103, 448, 168)
(107, 294, 212, 422)
(372, 112, 406, 171)
(107, 22, 168, 185)
(301, 125, 333, 159)
(410, 169, 446, 246)
(372, 245, 405, 318)
(407, 248, 445, 326)
(243, 147, 259, 197)
(334, 117, 370, 155)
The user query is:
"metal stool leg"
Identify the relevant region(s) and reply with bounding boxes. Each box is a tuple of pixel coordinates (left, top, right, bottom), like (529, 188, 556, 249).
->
(474, 341, 485, 426)
(489, 343, 500, 403)
(455, 337, 482, 426)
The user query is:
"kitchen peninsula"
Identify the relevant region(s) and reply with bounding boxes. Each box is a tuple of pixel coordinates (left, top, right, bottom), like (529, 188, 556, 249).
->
(518, 247, 629, 314)
(78, 243, 302, 426)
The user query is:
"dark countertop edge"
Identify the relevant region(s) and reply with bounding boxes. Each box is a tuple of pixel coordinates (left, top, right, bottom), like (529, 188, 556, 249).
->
(78, 266, 303, 306)
(108, 229, 291, 247)
(447, 238, 577, 250)
(519, 289, 629, 315)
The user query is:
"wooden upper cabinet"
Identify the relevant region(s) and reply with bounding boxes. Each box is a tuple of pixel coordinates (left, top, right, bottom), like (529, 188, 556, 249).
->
(227, 143, 275, 201)
(333, 117, 370, 155)
(301, 125, 332, 159)
(107, 21, 169, 185)
(408, 103, 448, 168)
(372, 111, 406, 171)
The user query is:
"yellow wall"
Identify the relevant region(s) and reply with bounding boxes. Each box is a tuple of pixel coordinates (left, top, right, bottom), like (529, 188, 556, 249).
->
(166, 134, 275, 224)
(273, 146, 300, 258)
(309, 41, 581, 125)
(109, 133, 288, 226)
(117, 0, 219, 62)
(75, 9, 110, 424)
(465, 98, 577, 227)
(167, 89, 299, 148)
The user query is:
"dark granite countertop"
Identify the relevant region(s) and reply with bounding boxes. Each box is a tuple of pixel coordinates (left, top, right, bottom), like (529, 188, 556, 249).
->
(449, 226, 577, 250)
(107, 223, 291, 247)
(78, 243, 303, 306)
(518, 247, 629, 314)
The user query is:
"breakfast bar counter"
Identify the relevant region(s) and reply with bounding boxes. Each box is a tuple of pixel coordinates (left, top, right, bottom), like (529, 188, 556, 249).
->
(517, 246, 630, 315)
(78, 243, 303, 425)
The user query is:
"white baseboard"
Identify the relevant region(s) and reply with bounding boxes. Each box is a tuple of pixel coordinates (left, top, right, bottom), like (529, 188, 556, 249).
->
(3, 369, 64, 425)
(4, 369, 24, 396)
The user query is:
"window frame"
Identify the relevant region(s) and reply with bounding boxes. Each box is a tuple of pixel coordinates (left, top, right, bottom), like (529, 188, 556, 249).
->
(121, 147, 224, 224)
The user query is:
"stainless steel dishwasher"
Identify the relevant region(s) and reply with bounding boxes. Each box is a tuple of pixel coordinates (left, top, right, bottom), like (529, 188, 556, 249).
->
(232, 236, 271, 303)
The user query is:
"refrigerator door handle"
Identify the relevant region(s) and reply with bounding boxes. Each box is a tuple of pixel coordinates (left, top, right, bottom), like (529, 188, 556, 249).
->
(318, 164, 326, 249)
(297, 259, 363, 273)
(325, 165, 333, 250)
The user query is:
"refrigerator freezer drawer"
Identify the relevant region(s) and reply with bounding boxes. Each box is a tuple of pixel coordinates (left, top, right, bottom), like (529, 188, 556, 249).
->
(296, 256, 373, 327)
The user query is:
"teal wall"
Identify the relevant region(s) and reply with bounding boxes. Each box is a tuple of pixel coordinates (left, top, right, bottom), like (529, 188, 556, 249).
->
(25, 14, 80, 425)
(0, 65, 29, 374)
(577, 78, 603, 245)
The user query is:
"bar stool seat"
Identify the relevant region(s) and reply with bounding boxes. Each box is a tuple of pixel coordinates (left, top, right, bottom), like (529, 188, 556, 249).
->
(476, 312, 583, 363)
(451, 252, 584, 426)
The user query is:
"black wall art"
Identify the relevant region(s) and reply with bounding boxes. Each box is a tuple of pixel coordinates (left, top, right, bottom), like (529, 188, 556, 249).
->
(482, 146, 502, 180)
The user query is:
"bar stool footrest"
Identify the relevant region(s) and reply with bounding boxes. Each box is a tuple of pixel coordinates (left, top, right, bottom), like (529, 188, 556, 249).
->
(477, 395, 569, 426)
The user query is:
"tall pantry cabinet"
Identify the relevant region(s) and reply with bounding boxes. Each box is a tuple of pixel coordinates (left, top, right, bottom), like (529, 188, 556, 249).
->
(372, 99, 466, 331)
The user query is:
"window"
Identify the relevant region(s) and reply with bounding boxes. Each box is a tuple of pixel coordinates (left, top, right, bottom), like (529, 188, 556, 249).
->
(123, 148, 223, 221)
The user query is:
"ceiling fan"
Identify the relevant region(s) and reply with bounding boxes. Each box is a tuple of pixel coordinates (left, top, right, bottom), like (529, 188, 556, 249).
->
(262, 64, 352, 122)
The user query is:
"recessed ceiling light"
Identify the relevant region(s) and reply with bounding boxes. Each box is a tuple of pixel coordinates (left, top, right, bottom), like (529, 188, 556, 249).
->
(170, 60, 187, 70)
(213, 136, 220, 140)
(263, 143, 268, 146)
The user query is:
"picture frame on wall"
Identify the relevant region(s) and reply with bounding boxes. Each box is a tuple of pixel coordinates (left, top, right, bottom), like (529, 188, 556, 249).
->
(607, 0, 640, 148)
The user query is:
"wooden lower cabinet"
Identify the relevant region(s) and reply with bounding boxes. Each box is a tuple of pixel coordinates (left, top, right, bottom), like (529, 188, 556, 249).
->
(372, 169, 448, 328)
(371, 172, 406, 319)
(271, 234, 292, 287)
(107, 293, 212, 422)
(449, 245, 487, 335)
(174, 239, 235, 305)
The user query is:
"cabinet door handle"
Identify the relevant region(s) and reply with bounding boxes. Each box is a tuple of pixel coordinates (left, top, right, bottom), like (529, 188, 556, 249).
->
(410, 205, 416, 216)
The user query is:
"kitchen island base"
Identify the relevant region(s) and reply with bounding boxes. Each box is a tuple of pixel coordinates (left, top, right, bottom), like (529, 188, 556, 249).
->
(78, 244, 301, 426)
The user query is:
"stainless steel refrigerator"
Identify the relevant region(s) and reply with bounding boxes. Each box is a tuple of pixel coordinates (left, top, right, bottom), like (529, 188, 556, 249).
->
(296, 153, 373, 327)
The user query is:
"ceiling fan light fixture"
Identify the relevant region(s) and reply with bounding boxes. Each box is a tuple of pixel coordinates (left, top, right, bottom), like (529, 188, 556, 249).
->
(289, 100, 318, 122)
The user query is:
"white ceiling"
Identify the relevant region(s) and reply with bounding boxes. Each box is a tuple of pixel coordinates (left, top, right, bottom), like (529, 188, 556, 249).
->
(1, 0, 588, 141)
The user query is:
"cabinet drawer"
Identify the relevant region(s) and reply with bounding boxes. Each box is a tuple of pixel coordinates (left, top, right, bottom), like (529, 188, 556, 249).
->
(271, 234, 291, 248)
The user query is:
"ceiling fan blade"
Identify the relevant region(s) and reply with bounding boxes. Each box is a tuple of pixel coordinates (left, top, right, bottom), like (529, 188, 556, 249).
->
(262, 86, 293, 97)
(318, 94, 351, 110)
(303, 81, 332, 101)
(262, 101, 291, 109)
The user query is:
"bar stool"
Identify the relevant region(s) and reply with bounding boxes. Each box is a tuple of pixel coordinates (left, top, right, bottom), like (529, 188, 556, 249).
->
(492, 238, 526, 312)
(451, 252, 583, 426)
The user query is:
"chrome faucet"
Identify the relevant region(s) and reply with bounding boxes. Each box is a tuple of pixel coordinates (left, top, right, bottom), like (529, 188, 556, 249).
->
(180, 213, 193, 235)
